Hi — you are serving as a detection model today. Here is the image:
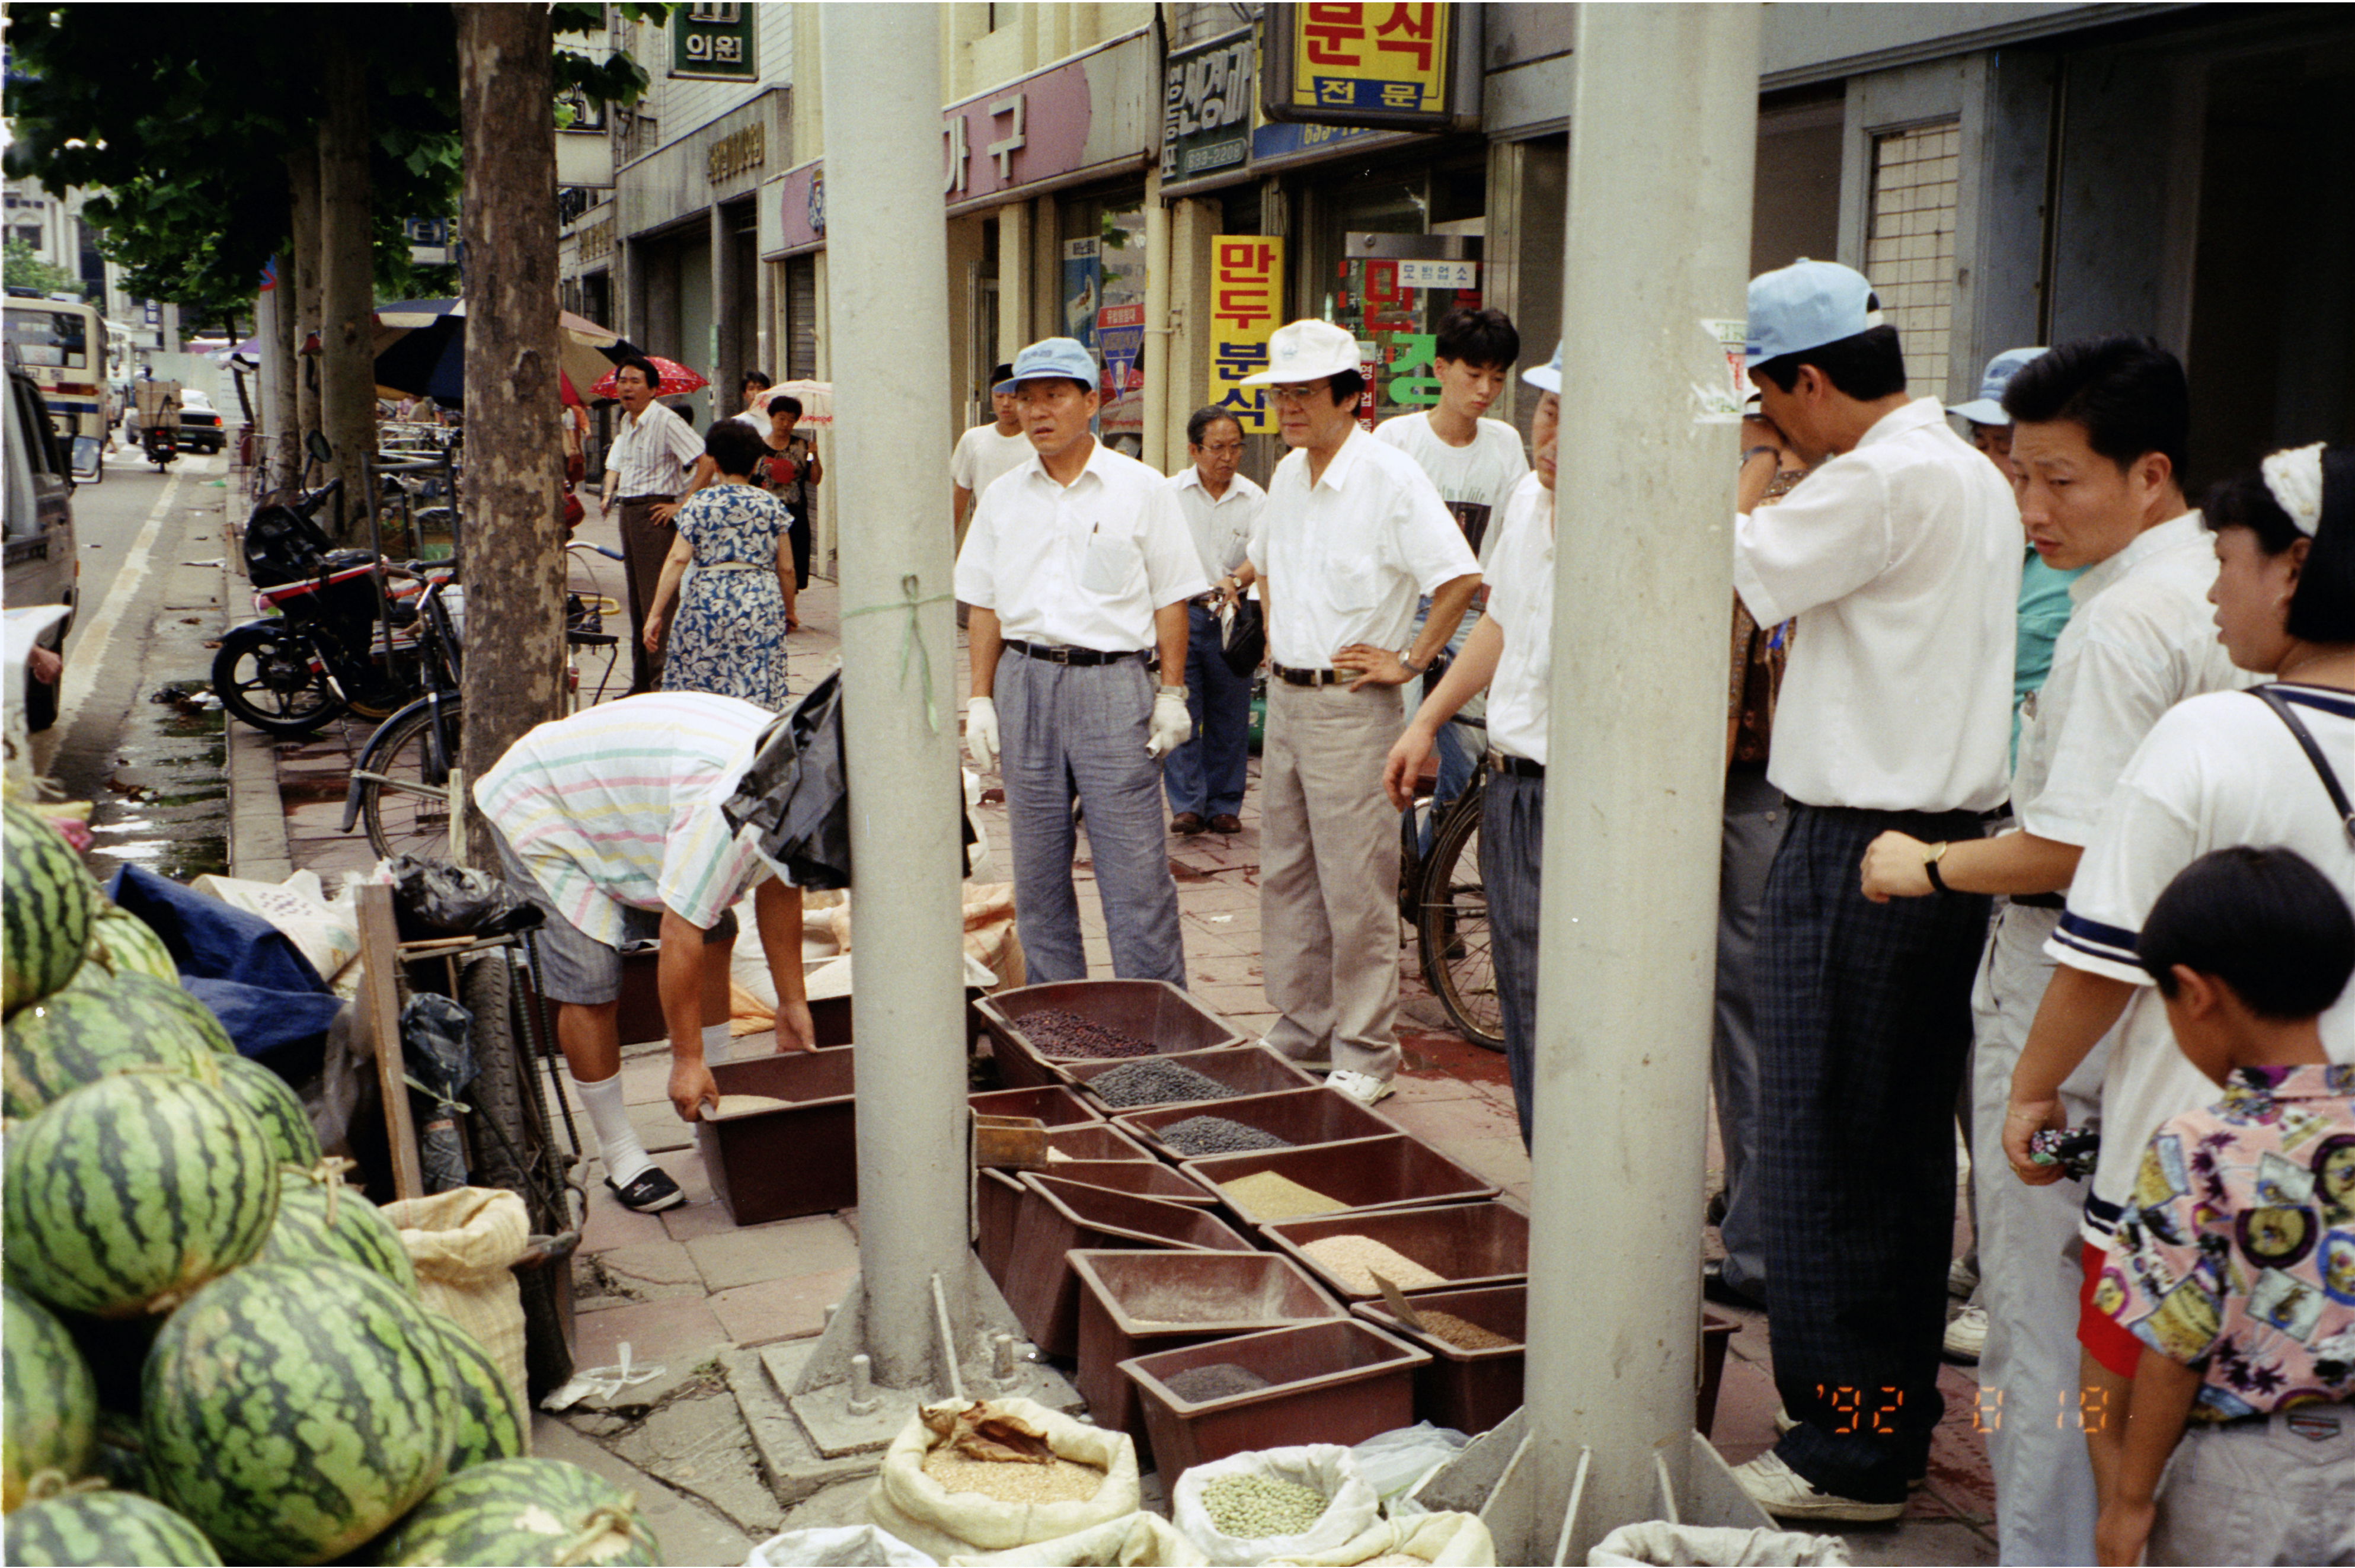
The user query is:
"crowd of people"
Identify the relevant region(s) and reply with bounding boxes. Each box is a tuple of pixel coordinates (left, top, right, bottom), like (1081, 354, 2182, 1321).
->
(476, 263, 2353, 1562)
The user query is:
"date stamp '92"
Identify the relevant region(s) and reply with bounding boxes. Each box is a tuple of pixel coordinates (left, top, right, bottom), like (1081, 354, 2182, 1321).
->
(1811, 1385, 2114, 1434)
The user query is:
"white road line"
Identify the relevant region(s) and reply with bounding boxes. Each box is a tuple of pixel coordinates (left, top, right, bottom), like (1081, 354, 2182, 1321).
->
(53, 467, 187, 732)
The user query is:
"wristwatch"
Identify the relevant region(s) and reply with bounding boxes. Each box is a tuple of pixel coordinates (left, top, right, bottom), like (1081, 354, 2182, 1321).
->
(1397, 647, 1429, 676)
(1158, 683, 1190, 699)
(1923, 840, 1953, 894)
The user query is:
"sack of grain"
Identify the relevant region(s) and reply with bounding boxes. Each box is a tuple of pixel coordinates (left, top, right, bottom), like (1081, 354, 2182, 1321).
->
(745, 1523, 939, 1565)
(948, 1510, 1209, 1566)
(869, 1397, 1141, 1560)
(1170, 1445, 1381, 1567)
(1262, 1510, 1497, 1566)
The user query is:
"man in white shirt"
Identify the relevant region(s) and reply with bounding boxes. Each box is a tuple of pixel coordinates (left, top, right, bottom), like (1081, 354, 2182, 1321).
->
(1382, 344, 1561, 1145)
(1855, 337, 2244, 1560)
(951, 364, 1033, 556)
(1373, 307, 1529, 850)
(603, 357, 711, 693)
(956, 338, 1207, 984)
(1242, 320, 1481, 1107)
(1723, 260, 2023, 1521)
(1164, 407, 1266, 836)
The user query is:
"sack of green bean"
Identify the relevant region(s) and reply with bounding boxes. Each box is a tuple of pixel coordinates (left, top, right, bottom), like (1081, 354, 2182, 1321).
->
(1169, 1445, 1382, 1566)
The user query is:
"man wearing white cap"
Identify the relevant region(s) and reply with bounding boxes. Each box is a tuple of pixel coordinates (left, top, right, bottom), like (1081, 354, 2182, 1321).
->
(1724, 260, 2021, 1520)
(1242, 319, 1481, 1106)
(956, 338, 1207, 985)
(1381, 344, 1561, 1144)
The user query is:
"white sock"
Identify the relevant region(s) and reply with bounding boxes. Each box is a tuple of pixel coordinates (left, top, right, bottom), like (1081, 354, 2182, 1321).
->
(702, 1022, 734, 1065)
(571, 1069, 654, 1188)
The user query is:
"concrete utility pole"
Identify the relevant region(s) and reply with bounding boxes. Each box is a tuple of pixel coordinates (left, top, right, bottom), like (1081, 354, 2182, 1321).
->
(814, 0, 970, 1392)
(1520, 5, 1762, 1560)
(258, 257, 299, 493)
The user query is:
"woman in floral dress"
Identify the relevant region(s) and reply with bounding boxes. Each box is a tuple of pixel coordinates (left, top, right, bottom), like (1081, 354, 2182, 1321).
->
(642, 419, 794, 711)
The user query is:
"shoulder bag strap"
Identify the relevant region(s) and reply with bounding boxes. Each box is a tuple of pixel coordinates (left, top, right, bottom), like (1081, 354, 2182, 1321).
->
(2251, 686, 2355, 850)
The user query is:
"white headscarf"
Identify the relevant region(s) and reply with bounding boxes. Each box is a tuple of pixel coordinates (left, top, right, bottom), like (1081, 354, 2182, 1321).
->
(2261, 441, 2327, 537)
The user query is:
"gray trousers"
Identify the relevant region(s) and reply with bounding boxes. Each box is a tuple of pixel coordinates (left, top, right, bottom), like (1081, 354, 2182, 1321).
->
(2150, 1405, 2355, 1566)
(1711, 766, 1786, 1299)
(1481, 770, 1543, 1148)
(1260, 679, 1407, 1079)
(995, 652, 1186, 985)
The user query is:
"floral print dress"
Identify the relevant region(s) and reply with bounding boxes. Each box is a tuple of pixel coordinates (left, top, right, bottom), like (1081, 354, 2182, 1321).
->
(660, 483, 793, 711)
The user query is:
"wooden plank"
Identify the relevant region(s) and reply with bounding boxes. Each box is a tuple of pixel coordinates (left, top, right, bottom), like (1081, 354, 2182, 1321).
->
(356, 881, 424, 1200)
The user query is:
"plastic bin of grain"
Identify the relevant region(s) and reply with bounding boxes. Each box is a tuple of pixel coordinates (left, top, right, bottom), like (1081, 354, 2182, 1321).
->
(1170, 1445, 1383, 1567)
(868, 1397, 1141, 1561)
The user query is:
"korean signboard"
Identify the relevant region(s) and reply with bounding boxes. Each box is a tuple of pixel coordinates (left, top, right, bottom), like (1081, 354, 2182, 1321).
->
(1206, 237, 1284, 436)
(672, 2, 756, 82)
(1261, 3, 1459, 131)
(1162, 28, 1254, 185)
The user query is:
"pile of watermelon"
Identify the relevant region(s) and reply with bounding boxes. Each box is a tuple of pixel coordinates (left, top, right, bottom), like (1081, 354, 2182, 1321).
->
(1, 802, 659, 1566)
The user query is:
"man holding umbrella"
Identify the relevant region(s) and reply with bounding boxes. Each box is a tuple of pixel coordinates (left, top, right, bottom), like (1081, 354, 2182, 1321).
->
(605, 356, 708, 693)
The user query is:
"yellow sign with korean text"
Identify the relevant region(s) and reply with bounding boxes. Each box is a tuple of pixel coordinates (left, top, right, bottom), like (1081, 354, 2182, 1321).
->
(1208, 237, 1286, 436)
(1287, 4, 1449, 118)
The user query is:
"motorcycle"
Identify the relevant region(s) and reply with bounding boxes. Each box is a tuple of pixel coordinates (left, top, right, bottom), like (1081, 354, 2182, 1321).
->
(142, 423, 178, 471)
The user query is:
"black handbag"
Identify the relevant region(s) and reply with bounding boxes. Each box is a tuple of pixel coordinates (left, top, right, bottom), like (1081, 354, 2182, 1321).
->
(1219, 596, 1266, 678)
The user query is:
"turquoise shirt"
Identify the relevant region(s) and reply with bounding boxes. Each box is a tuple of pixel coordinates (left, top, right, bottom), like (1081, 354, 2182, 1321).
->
(2014, 548, 2086, 768)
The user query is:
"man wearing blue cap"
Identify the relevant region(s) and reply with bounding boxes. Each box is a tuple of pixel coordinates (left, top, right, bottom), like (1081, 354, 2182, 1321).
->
(955, 338, 1208, 985)
(1724, 260, 2022, 1521)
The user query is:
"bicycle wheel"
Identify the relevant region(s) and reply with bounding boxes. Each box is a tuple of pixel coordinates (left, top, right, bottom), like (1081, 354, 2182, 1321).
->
(1416, 791, 1506, 1051)
(212, 622, 344, 736)
(359, 697, 462, 861)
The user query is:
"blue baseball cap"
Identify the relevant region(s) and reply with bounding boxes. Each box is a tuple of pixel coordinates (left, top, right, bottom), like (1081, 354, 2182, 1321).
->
(1744, 259, 1883, 366)
(1522, 340, 1562, 394)
(995, 337, 1098, 395)
(1948, 347, 2047, 425)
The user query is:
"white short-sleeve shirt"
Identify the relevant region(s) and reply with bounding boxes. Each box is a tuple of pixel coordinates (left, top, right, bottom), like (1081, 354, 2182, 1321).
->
(1371, 412, 1530, 563)
(1167, 466, 1266, 584)
(2012, 512, 2250, 846)
(1480, 472, 1556, 766)
(951, 423, 1036, 498)
(1247, 427, 1481, 670)
(1733, 397, 2022, 813)
(2045, 684, 2355, 1243)
(954, 438, 1209, 652)
(608, 400, 708, 498)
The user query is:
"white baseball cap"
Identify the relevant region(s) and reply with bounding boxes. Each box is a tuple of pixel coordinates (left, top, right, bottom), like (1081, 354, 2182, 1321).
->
(1239, 320, 1362, 386)
(1523, 340, 1562, 393)
(1745, 259, 1883, 366)
(1947, 347, 2047, 425)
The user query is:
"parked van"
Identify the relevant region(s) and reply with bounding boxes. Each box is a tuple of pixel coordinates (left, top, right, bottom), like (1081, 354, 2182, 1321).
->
(5, 360, 80, 731)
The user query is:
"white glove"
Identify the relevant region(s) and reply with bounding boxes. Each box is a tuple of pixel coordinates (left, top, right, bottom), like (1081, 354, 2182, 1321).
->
(1145, 686, 1193, 759)
(965, 695, 999, 770)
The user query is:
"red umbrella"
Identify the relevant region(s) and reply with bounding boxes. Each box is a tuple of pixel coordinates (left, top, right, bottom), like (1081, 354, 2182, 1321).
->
(588, 356, 708, 401)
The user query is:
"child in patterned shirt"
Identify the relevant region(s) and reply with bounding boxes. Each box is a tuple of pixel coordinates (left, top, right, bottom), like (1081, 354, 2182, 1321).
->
(2098, 846, 2355, 1566)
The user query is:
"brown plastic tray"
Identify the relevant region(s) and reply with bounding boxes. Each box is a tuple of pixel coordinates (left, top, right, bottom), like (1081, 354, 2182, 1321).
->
(807, 986, 989, 1049)
(976, 1167, 1027, 1289)
(694, 1048, 857, 1225)
(1262, 1200, 1530, 1300)
(1179, 1133, 1500, 1224)
(979, 980, 1245, 1090)
(1116, 1085, 1400, 1160)
(969, 1083, 1105, 1128)
(1069, 1249, 1344, 1446)
(1064, 1044, 1319, 1113)
(1004, 1175, 1255, 1358)
(1034, 1161, 1221, 1206)
(1351, 1284, 1527, 1435)
(1121, 1319, 1429, 1479)
(1039, 1123, 1157, 1164)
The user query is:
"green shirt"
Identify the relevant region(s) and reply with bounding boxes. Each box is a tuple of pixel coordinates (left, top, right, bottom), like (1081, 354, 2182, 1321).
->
(2014, 548, 2085, 768)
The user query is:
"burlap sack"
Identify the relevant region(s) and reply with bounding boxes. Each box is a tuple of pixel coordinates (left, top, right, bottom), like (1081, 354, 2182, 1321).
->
(382, 1186, 532, 1441)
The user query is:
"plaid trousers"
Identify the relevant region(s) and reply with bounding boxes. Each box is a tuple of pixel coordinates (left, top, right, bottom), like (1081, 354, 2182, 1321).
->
(1758, 802, 1990, 1502)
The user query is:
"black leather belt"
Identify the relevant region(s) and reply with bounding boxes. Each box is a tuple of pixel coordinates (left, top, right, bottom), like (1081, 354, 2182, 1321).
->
(1004, 639, 1142, 667)
(1271, 663, 1345, 687)
(1490, 751, 1545, 779)
(2011, 892, 2066, 910)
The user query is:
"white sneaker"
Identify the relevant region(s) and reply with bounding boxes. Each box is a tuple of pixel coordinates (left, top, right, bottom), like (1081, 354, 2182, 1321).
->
(1774, 1405, 1798, 1435)
(1943, 1303, 1987, 1362)
(1948, 1257, 1980, 1299)
(1327, 1070, 1395, 1106)
(1729, 1451, 1903, 1523)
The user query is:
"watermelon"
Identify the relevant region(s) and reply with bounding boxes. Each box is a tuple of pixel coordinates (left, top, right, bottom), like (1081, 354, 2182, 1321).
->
(263, 1166, 417, 1294)
(77, 900, 177, 985)
(143, 1259, 460, 1564)
(373, 1457, 660, 1567)
(2, 986, 225, 1120)
(101, 971, 237, 1057)
(2, 1074, 279, 1319)
(427, 1316, 526, 1473)
(216, 1055, 321, 1167)
(2, 1285, 98, 1512)
(4, 1489, 222, 1566)
(3, 804, 93, 1016)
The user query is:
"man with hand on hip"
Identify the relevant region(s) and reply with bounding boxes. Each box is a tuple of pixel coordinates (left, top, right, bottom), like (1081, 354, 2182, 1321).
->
(1244, 319, 1481, 1108)
(956, 338, 1207, 984)
(605, 356, 710, 694)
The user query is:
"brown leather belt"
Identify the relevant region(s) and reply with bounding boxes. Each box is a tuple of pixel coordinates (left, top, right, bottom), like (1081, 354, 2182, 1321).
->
(1271, 663, 1344, 687)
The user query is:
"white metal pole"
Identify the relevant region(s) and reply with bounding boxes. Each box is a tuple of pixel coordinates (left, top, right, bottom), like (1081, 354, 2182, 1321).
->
(1522, 5, 1761, 1557)
(820, 0, 970, 1391)
(1142, 168, 1171, 473)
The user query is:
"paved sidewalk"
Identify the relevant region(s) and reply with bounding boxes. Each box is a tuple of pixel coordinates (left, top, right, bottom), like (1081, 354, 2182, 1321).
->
(228, 494, 1995, 1563)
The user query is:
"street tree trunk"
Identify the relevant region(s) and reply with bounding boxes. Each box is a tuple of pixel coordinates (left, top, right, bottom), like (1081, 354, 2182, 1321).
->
(317, 38, 376, 533)
(455, 2, 567, 863)
(287, 141, 324, 476)
(262, 256, 299, 495)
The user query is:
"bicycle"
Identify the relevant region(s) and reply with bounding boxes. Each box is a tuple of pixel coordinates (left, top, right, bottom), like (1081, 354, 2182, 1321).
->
(1398, 727, 1503, 1051)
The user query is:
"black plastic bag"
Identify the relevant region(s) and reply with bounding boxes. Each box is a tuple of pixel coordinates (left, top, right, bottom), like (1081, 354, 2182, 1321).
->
(400, 992, 477, 1193)
(725, 671, 854, 889)
(385, 854, 545, 941)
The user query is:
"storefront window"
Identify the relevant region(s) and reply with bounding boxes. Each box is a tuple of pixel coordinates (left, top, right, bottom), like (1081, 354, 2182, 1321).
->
(1301, 161, 1488, 428)
(1058, 193, 1149, 449)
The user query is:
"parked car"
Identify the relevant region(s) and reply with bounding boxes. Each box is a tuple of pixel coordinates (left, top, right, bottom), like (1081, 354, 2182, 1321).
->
(5, 361, 79, 732)
(177, 388, 225, 453)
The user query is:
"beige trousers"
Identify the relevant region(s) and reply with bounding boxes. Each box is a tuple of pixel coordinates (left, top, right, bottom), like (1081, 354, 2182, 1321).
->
(1258, 679, 1407, 1079)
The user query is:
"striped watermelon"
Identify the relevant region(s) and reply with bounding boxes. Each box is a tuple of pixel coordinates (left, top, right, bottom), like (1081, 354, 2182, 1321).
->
(4, 1489, 222, 1566)
(2, 1074, 279, 1319)
(143, 1259, 459, 1564)
(216, 1055, 320, 1167)
(76, 899, 177, 985)
(2, 1285, 98, 1512)
(2, 986, 225, 1120)
(427, 1316, 526, 1473)
(3, 804, 93, 1016)
(373, 1458, 660, 1567)
(261, 1166, 416, 1294)
(99, 971, 236, 1057)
